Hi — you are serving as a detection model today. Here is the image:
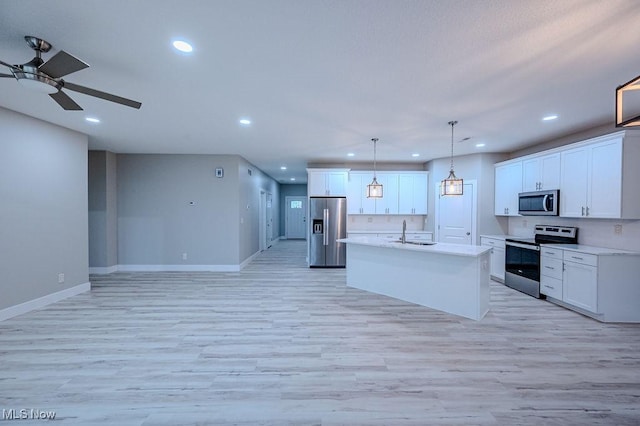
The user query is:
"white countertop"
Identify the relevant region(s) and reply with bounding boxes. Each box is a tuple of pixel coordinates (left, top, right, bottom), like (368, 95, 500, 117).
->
(338, 236, 490, 257)
(480, 234, 522, 240)
(347, 230, 433, 234)
(543, 243, 640, 256)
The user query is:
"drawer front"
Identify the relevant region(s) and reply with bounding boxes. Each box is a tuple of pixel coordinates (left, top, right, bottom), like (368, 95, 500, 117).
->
(541, 257, 563, 280)
(378, 233, 401, 240)
(541, 276, 563, 299)
(564, 251, 597, 267)
(540, 247, 563, 260)
(406, 233, 432, 241)
(480, 237, 506, 249)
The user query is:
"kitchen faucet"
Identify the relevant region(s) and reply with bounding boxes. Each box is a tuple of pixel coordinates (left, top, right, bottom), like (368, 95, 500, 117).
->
(401, 219, 407, 244)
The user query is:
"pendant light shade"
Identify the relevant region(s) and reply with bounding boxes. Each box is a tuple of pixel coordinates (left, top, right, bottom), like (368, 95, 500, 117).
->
(616, 74, 640, 128)
(441, 120, 463, 196)
(367, 138, 383, 198)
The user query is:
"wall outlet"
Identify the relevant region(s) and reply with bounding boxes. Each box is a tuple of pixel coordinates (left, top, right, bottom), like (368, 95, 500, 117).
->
(58, 273, 65, 284)
(182, 253, 188, 260)
(367, 217, 373, 223)
(614, 224, 622, 235)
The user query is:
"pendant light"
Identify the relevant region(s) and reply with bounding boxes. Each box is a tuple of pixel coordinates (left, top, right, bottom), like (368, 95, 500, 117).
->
(616, 74, 640, 127)
(440, 120, 463, 196)
(367, 138, 383, 198)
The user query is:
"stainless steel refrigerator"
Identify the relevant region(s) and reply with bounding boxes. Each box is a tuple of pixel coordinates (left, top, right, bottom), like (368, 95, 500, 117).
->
(309, 197, 347, 268)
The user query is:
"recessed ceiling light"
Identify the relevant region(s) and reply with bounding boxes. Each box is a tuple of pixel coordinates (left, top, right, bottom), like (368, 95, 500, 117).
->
(412, 153, 420, 157)
(172, 40, 193, 53)
(543, 114, 558, 121)
(347, 153, 355, 157)
(239, 118, 251, 126)
(290, 177, 296, 181)
(280, 166, 287, 170)
(475, 143, 485, 148)
(85, 117, 100, 123)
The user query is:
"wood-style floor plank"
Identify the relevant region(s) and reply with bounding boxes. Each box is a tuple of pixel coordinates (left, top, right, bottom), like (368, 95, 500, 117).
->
(1, 240, 639, 425)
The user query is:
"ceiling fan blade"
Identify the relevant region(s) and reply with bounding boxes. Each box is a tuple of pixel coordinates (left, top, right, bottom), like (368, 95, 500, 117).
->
(63, 81, 142, 109)
(0, 59, 18, 70)
(0, 73, 14, 78)
(39, 50, 89, 78)
(50, 90, 83, 110)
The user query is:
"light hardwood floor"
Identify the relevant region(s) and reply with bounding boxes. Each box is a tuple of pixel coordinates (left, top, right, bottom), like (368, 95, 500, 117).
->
(1, 240, 640, 425)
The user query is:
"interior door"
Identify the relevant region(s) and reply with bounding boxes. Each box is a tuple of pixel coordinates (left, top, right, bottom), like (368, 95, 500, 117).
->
(266, 192, 273, 248)
(285, 196, 307, 239)
(437, 182, 474, 245)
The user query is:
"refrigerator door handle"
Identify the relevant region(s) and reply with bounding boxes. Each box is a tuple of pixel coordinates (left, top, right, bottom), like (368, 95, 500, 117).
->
(323, 208, 329, 245)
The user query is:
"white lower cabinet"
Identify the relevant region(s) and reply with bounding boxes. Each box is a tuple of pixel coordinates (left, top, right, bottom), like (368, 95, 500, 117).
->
(540, 246, 640, 323)
(562, 252, 598, 313)
(540, 247, 563, 300)
(480, 237, 505, 282)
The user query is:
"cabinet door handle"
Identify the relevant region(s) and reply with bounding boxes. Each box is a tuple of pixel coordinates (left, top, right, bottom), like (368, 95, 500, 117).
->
(586, 206, 589, 216)
(543, 284, 554, 290)
(571, 256, 584, 261)
(581, 206, 585, 216)
(544, 266, 555, 270)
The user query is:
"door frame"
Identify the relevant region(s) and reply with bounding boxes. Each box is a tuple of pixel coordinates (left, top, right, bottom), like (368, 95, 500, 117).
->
(285, 196, 307, 240)
(259, 190, 267, 251)
(434, 179, 478, 245)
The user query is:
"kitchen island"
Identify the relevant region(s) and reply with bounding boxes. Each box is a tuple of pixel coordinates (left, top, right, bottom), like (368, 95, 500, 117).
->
(338, 236, 491, 320)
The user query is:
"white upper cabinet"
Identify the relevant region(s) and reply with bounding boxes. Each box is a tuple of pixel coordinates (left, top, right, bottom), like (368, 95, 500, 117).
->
(307, 169, 349, 196)
(346, 172, 376, 214)
(494, 161, 522, 216)
(376, 172, 400, 214)
(496, 130, 640, 220)
(522, 153, 560, 192)
(398, 172, 428, 215)
(559, 134, 640, 219)
(346, 171, 427, 215)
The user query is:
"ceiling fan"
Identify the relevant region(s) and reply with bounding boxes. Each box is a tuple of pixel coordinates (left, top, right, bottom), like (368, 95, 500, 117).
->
(0, 36, 141, 110)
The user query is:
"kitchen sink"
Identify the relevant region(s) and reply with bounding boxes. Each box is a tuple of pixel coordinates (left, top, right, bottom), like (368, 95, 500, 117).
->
(394, 240, 437, 246)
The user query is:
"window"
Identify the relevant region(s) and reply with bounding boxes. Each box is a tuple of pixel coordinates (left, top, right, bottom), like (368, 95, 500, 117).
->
(290, 200, 302, 209)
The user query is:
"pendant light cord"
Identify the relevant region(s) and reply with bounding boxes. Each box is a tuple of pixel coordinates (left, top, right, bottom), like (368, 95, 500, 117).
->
(372, 138, 378, 178)
(448, 120, 457, 172)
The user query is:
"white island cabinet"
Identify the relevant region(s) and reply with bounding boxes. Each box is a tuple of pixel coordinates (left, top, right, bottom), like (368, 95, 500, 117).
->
(339, 237, 491, 320)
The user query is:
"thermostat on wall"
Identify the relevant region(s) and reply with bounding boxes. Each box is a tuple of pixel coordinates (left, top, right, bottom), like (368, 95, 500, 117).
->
(215, 167, 224, 178)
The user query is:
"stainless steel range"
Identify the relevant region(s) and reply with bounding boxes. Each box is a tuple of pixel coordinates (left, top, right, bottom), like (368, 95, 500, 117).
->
(505, 225, 578, 298)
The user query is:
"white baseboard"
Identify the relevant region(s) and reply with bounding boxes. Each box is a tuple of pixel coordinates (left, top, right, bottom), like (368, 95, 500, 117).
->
(239, 251, 260, 270)
(89, 265, 118, 275)
(0, 282, 91, 322)
(91, 248, 275, 275)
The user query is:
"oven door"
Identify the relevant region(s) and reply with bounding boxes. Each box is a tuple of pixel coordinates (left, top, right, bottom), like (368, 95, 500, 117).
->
(505, 241, 541, 298)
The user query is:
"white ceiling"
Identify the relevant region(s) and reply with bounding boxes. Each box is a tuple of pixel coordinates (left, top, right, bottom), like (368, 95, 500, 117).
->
(1, 0, 639, 183)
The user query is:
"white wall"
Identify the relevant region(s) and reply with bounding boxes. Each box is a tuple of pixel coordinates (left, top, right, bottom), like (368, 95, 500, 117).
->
(115, 154, 279, 270)
(0, 107, 89, 312)
(508, 217, 640, 252)
(88, 151, 118, 271)
(426, 153, 509, 240)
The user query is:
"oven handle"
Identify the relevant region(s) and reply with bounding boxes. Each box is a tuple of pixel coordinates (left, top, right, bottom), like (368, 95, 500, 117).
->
(506, 241, 540, 251)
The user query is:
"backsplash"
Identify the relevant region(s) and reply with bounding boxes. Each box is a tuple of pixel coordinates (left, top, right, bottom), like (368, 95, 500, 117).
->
(508, 217, 640, 252)
(348, 215, 428, 232)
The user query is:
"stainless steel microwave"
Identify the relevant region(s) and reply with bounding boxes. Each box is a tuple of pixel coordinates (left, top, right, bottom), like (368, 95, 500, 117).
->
(518, 190, 559, 216)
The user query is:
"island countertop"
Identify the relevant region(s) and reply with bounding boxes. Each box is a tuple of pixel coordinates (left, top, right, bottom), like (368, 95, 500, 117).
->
(338, 236, 491, 257)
